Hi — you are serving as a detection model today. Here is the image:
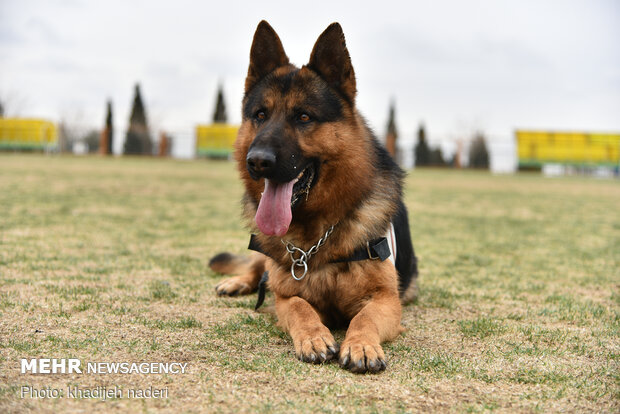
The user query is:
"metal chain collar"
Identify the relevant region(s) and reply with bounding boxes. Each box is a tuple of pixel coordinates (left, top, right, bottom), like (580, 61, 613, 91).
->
(281, 225, 335, 281)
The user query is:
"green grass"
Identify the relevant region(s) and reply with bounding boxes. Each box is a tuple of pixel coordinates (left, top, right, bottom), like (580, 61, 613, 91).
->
(149, 280, 178, 301)
(0, 154, 618, 413)
(458, 317, 507, 338)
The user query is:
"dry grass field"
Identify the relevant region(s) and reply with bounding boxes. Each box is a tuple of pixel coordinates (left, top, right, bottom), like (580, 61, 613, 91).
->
(0, 154, 618, 413)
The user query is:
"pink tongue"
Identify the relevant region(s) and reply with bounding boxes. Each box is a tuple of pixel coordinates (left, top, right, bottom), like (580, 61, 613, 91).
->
(255, 178, 295, 236)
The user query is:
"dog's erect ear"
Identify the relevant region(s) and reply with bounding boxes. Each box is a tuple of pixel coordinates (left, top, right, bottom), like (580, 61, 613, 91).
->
(245, 21, 289, 93)
(307, 23, 356, 103)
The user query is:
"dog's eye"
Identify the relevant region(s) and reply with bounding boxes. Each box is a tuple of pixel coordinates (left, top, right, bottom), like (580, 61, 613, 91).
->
(255, 111, 266, 121)
(298, 113, 311, 123)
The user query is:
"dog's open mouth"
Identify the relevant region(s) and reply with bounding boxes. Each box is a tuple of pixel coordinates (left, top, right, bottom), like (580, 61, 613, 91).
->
(255, 163, 317, 237)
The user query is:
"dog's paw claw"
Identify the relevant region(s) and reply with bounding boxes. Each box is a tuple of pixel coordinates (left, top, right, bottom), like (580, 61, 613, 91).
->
(295, 330, 338, 365)
(338, 340, 387, 374)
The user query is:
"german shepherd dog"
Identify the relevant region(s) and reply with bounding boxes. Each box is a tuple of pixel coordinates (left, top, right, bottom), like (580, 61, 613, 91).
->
(210, 21, 418, 374)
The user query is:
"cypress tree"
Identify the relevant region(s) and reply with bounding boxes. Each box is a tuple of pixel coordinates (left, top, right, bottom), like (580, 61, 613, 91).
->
(414, 124, 431, 166)
(105, 100, 113, 155)
(123, 83, 152, 155)
(212, 85, 227, 123)
(469, 133, 490, 169)
(429, 147, 446, 166)
(385, 102, 398, 160)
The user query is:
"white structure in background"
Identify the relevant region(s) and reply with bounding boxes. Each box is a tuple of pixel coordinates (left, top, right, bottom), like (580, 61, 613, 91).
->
(542, 164, 565, 177)
(72, 141, 88, 155)
(488, 136, 517, 173)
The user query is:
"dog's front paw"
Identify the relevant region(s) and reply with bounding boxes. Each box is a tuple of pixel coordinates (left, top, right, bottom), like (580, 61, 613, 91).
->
(339, 337, 387, 374)
(294, 327, 339, 364)
(215, 276, 254, 296)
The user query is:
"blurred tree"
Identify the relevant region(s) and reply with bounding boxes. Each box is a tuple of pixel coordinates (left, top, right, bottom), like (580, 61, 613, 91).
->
(83, 130, 101, 153)
(448, 153, 458, 168)
(429, 147, 446, 166)
(414, 124, 430, 166)
(57, 110, 88, 154)
(0, 91, 28, 117)
(469, 132, 490, 169)
(123, 83, 152, 155)
(212, 85, 227, 123)
(385, 101, 399, 163)
(157, 131, 173, 157)
(100, 100, 114, 155)
(105, 100, 113, 154)
(124, 130, 144, 155)
(57, 122, 72, 153)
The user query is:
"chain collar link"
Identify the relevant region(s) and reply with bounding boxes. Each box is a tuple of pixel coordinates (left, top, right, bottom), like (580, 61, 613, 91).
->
(281, 225, 335, 280)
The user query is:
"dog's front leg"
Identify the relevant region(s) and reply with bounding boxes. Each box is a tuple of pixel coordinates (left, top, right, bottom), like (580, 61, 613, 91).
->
(339, 290, 402, 373)
(275, 295, 339, 364)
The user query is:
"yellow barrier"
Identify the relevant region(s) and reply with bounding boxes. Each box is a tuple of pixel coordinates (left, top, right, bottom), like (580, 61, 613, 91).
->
(516, 130, 620, 167)
(0, 118, 58, 150)
(195, 124, 239, 158)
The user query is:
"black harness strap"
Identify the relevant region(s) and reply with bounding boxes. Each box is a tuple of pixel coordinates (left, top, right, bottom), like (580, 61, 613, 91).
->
(254, 271, 269, 310)
(249, 234, 392, 310)
(248, 234, 391, 263)
(331, 237, 391, 263)
(248, 234, 264, 255)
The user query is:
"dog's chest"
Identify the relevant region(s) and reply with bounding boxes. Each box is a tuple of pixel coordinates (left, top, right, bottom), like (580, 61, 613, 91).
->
(270, 262, 371, 318)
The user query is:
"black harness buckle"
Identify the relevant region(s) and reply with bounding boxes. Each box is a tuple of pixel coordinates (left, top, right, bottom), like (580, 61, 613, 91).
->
(366, 241, 380, 260)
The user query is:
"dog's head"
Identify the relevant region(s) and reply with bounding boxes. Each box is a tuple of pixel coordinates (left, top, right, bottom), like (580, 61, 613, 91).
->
(236, 21, 371, 237)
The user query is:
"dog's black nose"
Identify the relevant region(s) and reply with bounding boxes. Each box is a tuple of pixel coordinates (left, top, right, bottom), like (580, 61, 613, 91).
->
(246, 148, 276, 178)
